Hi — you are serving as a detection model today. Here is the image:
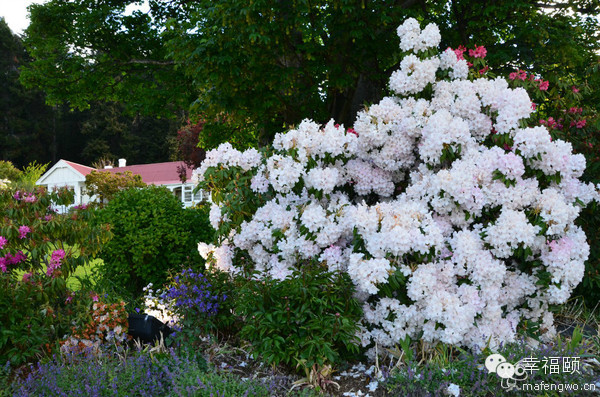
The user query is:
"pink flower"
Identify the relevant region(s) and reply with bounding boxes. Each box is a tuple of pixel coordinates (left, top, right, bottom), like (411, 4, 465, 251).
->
(538, 80, 549, 91)
(0, 236, 6, 250)
(479, 66, 489, 75)
(509, 70, 527, 81)
(347, 128, 358, 136)
(18, 225, 31, 239)
(92, 294, 99, 302)
(576, 119, 587, 129)
(452, 45, 467, 60)
(531, 103, 537, 110)
(0, 258, 6, 273)
(468, 45, 487, 59)
(65, 294, 74, 304)
(23, 194, 37, 203)
(22, 272, 32, 282)
(517, 70, 527, 81)
(572, 86, 579, 93)
(13, 191, 37, 203)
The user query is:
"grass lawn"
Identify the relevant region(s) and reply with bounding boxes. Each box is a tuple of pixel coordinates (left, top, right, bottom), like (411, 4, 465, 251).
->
(14, 254, 103, 291)
(66, 257, 103, 290)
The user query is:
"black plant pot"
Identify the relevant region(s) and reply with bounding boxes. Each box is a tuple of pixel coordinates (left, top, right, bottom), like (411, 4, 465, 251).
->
(127, 313, 173, 343)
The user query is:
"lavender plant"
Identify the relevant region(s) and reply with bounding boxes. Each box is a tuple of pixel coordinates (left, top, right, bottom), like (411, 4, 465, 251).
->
(9, 348, 305, 397)
(385, 337, 597, 396)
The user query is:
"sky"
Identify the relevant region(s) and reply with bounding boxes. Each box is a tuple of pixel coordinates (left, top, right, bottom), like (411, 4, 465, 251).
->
(0, 0, 47, 34)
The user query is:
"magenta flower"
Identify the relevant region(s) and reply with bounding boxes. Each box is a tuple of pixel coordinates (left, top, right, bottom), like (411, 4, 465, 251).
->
(538, 80, 549, 91)
(22, 272, 32, 282)
(2, 251, 26, 268)
(18, 225, 31, 239)
(0, 236, 6, 250)
(46, 249, 66, 277)
(6, 251, 26, 265)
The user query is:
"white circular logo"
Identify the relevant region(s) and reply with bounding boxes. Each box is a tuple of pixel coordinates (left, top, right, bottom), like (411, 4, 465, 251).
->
(485, 353, 507, 373)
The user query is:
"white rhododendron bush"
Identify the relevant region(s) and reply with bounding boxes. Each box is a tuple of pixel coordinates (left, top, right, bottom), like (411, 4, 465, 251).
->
(195, 19, 599, 352)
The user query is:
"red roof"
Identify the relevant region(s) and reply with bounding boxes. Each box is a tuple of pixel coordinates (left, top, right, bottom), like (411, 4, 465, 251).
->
(64, 160, 95, 177)
(105, 161, 191, 185)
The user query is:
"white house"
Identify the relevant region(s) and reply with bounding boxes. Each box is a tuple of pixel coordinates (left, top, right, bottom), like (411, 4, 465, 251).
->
(36, 159, 204, 209)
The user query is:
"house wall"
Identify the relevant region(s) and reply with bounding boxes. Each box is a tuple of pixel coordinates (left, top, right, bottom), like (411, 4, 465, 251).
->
(37, 160, 207, 210)
(164, 183, 205, 207)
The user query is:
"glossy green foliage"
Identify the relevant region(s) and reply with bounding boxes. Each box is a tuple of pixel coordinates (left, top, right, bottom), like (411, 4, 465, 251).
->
(21, 1, 599, 150)
(21, 0, 194, 118)
(0, 186, 110, 278)
(0, 185, 111, 366)
(237, 262, 362, 372)
(95, 186, 211, 295)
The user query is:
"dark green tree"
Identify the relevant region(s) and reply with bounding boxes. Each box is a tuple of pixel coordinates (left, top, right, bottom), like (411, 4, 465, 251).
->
(0, 17, 56, 166)
(21, 1, 599, 148)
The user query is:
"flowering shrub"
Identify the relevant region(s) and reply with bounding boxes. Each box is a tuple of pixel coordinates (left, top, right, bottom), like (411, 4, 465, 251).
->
(61, 295, 129, 355)
(456, 43, 600, 304)
(0, 186, 110, 279)
(0, 185, 111, 366)
(142, 266, 232, 348)
(196, 18, 599, 353)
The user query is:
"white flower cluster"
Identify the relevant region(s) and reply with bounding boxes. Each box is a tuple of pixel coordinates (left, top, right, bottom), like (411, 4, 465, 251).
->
(142, 283, 179, 327)
(195, 143, 262, 183)
(196, 18, 599, 352)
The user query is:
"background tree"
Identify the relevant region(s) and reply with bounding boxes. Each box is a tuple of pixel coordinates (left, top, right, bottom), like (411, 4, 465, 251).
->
(21, 1, 600, 148)
(174, 120, 206, 182)
(1, 16, 182, 170)
(0, 17, 55, 166)
(85, 170, 146, 205)
(0, 161, 22, 182)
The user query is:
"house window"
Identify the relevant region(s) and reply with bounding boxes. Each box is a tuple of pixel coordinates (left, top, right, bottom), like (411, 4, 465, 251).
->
(184, 185, 193, 202)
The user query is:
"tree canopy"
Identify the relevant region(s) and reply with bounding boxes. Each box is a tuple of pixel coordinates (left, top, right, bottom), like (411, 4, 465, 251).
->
(21, 0, 600, 148)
